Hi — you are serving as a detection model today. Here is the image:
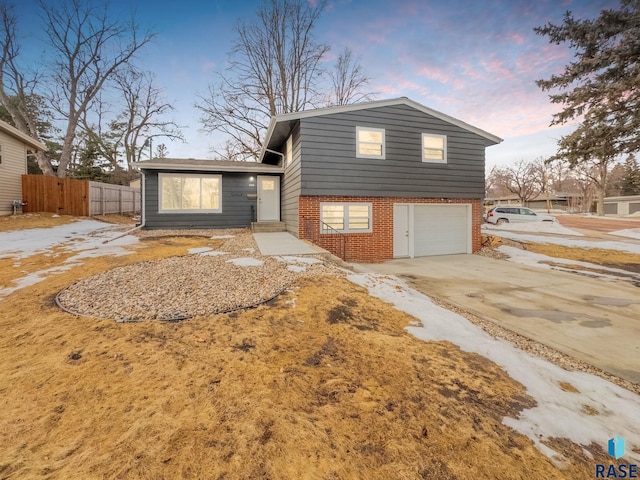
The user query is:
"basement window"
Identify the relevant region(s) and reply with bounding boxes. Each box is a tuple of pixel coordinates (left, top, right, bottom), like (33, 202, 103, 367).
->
(320, 202, 372, 233)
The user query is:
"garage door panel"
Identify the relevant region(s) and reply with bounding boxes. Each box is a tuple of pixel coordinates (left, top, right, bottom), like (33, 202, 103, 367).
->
(413, 205, 468, 256)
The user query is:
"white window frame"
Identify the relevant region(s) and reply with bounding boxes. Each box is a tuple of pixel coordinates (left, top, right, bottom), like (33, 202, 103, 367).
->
(422, 133, 447, 163)
(320, 202, 372, 234)
(356, 126, 385, 159)
(285, 135, 293, 167)
(158, 173, 222, 213)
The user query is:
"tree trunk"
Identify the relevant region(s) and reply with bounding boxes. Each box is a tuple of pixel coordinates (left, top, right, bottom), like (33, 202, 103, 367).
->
(36, 151, 55, 176)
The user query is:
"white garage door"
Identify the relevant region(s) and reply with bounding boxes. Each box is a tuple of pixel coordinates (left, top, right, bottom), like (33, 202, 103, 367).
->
(394, 204, 470, 258)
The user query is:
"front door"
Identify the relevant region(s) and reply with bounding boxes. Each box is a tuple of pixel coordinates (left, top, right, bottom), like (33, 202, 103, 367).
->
(257, 176, 280, 221)
(393, 204, 410, 257)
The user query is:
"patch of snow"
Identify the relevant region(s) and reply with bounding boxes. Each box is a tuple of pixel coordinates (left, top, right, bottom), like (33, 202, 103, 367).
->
(484, 222, 583, 236)
(226, 257, 264, 267)
(0, 265, 73, 298)
(287, 265, 307, 273)
(210, 234, 235, 239)
(276, 255, 322, 265)
(497, 245, 639, 281)
(0, 220, 110, 258)
(609, 228, 640, 240)
(348, 273, 640, 464)
(188, 247, 212, 254)
(198, 251, 228, 257)
(242, 247, 256, 253)
(482, 228, 640, 254)
(285, 298, 297, 308)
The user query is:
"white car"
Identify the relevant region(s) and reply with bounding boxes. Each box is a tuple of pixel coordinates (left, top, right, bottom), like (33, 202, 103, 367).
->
(485, 206, 555, 225)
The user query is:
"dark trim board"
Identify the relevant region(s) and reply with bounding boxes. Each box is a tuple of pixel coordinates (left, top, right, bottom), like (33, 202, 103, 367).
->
(142, 170, 281, 229)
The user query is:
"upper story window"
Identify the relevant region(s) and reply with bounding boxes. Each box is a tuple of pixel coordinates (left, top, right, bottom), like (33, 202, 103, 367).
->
(356, 126, 385, 159)
(159, 173, 222, 213)
(422, 133, 447, 163)
(285, 135, 293, 167)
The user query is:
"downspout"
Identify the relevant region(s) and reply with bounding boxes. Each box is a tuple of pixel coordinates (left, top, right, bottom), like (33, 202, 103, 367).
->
(140, 171, 146, 227)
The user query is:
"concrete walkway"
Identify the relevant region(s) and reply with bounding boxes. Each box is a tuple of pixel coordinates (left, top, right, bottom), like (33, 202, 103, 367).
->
(253, 232, 318, 256)
(359, 254, 640, 384)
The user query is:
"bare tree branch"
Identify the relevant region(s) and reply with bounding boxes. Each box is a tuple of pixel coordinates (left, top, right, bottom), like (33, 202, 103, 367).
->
(327, 47, 376, 106)
(196, 0, 329, 161)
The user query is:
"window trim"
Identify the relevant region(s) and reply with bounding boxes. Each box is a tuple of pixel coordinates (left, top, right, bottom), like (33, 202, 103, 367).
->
(356, 126, 385, 159)
(158, 173, 222, 214)
(285, 135, 293, 167)
(422, 133, 447, 163)
(320, 202, 373, 234)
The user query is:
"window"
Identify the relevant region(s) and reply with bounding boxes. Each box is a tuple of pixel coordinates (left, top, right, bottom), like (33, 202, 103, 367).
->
(320, 202, 372, 233)
(285, 135, 293, 167)
(422, 133, 447, 163)
(0, 144, 2, 164)
(159, 173, 221, 213)
(356, 127, 385, 159)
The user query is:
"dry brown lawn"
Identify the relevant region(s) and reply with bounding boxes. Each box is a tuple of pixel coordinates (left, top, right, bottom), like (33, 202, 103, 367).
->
(0, 230, 610, 479)
(0, 213, 135, 233)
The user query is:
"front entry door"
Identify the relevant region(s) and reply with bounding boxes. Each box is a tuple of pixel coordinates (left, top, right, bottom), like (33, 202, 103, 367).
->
(393, 204, 410, 257)
(257, 176, 280, 221)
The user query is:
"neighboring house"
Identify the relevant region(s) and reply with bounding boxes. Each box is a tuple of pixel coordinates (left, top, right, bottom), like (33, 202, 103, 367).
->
(485, 193, 584, 213)
(604, 195, 640, 215)
(0, 120, 48, 216)
(134, 98, 502, 262)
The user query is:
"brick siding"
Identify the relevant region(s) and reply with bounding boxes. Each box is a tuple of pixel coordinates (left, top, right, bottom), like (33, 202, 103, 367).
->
(298, 195, 482, 262)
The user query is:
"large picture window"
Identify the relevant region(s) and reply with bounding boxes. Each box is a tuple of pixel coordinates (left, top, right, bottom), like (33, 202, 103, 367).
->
(320, 202, 372, 233)
(159, 173, 222, 213)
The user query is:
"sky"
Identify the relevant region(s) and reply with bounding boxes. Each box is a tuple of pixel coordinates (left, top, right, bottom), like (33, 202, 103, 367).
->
(13, 0, 620, 171)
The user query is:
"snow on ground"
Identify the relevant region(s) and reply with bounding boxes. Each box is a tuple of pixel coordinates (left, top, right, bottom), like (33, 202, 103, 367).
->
(226, 257, 264, 267)
(188, 247, 212, 254)
(0, 220, 139, 259)
(276, 256, 323, 264)
(497, 245, 640, 282)
(610, 228, 640, 240)
(210, 234, 235, 239)
(0, 221, 139, 297)
(482, 227, 640, 254)
(348, 273, 640, 465)
(287, 265, 307, 273)
(484, 221, 583, 236)
(198, 251, 228, 257)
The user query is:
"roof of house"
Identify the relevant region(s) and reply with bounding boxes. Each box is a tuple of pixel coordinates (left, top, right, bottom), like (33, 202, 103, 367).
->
(260, 97, 503, 162)
(0, 119, 48, 151)
(132, 157, 284, 173)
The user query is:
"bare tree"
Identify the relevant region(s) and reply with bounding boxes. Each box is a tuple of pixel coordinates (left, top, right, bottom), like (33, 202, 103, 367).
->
(0, 4, 54, 174)
(491, 159, 545, 205)
(41, 0, 155, 177)
(196, 0, 329, 161)
(327, 47, 375, 106)
(83, 67, 183, 171)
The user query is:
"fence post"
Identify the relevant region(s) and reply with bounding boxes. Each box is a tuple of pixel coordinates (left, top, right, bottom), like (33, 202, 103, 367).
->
(101, 185, 105, 215)
(119, 188, 123, 214)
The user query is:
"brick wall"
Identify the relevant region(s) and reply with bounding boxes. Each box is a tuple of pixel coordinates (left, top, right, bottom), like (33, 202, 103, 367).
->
(299, 195, 482, 262)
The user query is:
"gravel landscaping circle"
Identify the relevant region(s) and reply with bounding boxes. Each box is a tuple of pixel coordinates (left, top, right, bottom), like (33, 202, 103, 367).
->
(56, 232, 342, 321)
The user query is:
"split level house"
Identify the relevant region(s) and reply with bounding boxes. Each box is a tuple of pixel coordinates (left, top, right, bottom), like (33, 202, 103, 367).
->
(133, 98, 502, 262)
(0, 120, 48, 216)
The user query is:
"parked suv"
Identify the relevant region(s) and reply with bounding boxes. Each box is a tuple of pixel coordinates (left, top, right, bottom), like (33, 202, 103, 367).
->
(484, 206, 555, 225)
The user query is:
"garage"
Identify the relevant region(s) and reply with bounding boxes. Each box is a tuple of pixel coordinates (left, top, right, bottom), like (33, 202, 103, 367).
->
(393, 204, 471, 258)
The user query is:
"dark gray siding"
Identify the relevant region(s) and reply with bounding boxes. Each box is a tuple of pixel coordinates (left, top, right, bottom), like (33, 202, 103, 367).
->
(299, 104, 488, 198)
(281, 123, 302, 236)
(143, 170, 265, 229)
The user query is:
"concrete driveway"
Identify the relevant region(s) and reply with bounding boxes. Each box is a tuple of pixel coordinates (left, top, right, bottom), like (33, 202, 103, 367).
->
(360, 254, 640, 384)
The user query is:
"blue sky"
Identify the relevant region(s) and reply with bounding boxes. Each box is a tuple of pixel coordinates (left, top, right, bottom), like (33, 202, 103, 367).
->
(15, 0, 619, 169)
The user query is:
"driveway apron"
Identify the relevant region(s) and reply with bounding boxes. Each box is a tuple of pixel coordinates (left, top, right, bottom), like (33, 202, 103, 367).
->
(360, 254, 640, 384)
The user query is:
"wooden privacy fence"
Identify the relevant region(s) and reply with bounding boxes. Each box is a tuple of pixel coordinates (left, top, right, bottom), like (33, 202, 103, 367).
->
(22, 175, 140, 216)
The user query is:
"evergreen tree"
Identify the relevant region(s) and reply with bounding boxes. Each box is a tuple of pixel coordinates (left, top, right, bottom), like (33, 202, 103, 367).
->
(619, 155, 640, 195)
